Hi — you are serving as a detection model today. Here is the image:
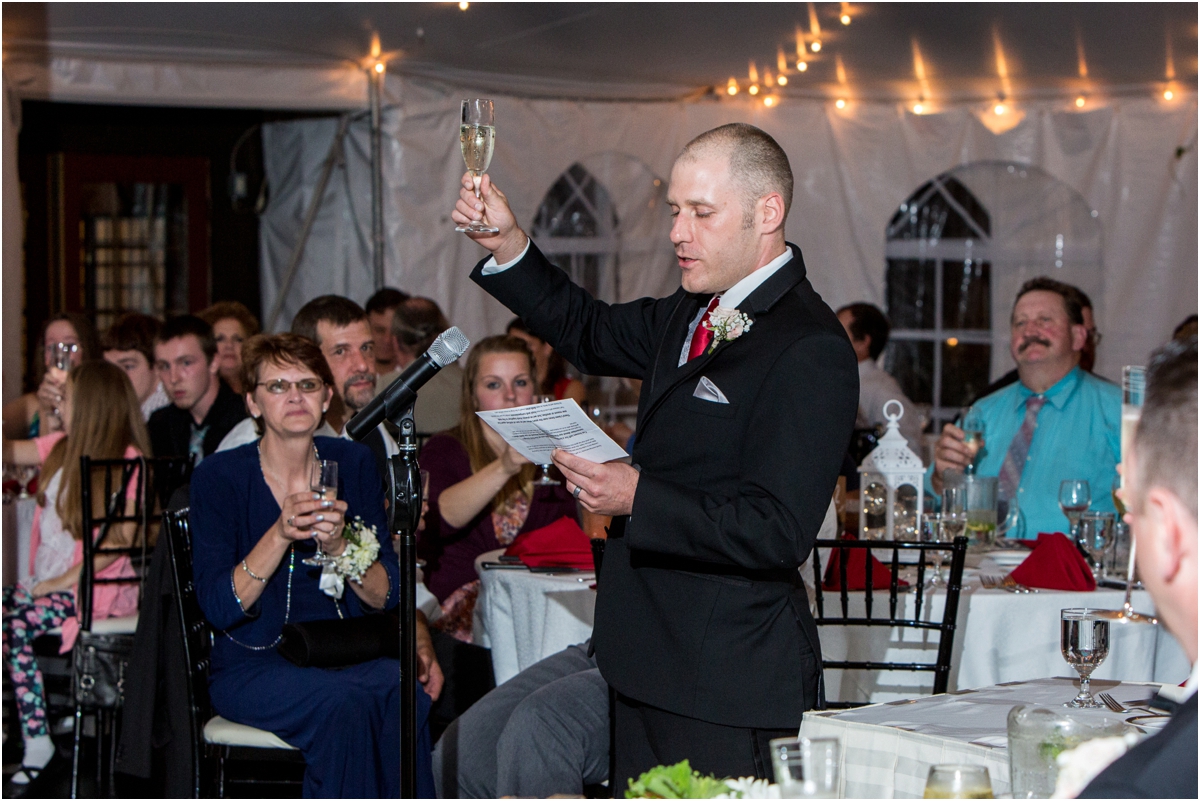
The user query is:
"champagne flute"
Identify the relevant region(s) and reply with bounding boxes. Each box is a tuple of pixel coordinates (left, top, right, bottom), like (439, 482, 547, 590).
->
(454, 99, 500, 234)
(1120, 366, 1145, 489)
(49, 341, 76, 419)
(960, 407, 985, 474)
(303, 459, 339, 567)
(1060, 608, 1110, 708)
(533, 395, 562, 486)
(1058, 480, 1091, 539)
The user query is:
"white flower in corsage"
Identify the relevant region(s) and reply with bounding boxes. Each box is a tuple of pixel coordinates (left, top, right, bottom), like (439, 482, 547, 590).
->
(704, 307, 754, 353)
(318, 516, 381, 600)
(1050, 732, 1140, 798)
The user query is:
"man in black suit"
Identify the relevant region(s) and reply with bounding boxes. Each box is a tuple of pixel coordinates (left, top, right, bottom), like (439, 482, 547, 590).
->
(148, 315, 246, 465)
(1081, 336, 1197, 798)
(453, 123, 858, 784)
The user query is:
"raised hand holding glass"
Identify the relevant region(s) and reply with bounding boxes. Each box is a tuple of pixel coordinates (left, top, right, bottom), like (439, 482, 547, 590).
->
(455, 99, 500, 234)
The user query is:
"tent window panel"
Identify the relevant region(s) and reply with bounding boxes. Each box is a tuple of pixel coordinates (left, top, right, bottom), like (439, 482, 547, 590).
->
(533, 163, 618, 238)
(886, 259, 936, 330)
(941, 342, 991, 408)
(886, 177, 990, 241)
(942, 260, 991, 330)
(883, 340, 934, 406)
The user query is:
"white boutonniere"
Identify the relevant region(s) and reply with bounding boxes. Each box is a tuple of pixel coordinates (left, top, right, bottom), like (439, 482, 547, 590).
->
(704, 307, 754, 353)
(319, 516, 381, 599)
(1050, 733, 1140, 798)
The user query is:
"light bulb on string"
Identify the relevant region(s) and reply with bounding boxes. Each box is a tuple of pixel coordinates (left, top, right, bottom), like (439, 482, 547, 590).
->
(764, 96, 777, 107)
(777, 75, 788, 86)
(374, 61, 385, 74)
(994, 102, 1007, 115)
(810, 40, 822, 53)
(840, 2, 851, 25)
(1163, 89, 1175, 100)
(835, 98, 846, 109)
(797, 61, 808, 72)
(749, 85, 760, 96)
(458, 0, 469, 9)
(726, 78, 739, 96)
(1074, 95, 1086, 108)
(913, 102, 925, 114)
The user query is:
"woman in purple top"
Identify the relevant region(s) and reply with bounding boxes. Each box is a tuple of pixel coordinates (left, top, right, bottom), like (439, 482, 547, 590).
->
(420, 336, 577, 636)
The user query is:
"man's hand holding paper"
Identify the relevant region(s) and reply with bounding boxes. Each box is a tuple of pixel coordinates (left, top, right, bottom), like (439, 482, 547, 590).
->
(553, 449, 639, 516)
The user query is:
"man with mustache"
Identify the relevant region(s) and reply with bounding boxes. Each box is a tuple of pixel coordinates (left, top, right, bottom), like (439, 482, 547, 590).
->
(930, 277, 1121, 536)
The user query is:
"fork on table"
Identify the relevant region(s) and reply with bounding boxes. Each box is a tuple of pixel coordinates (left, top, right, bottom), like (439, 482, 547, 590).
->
(979, 574, 1038, 594)
(1097, 692, 1156, 714)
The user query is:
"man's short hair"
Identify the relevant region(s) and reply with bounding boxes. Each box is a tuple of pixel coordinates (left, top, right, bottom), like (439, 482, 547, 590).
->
(102, 312, 162, 365)
(679, 123, 794, 225)
(364, 287, 410, 316)
(291, 295, 368, 346)
(1134, 335, 1197, 519)
(392, 297, 450, 355)
(1013, 277, 1085, 326)
(837, 303, 890, 360)
(157, 315, 216, 362)
(1172, 314, 1197, 341)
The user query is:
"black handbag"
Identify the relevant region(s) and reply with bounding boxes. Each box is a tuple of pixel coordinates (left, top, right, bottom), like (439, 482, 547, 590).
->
(277, 615, 399, 669)
(73, 630, 135, 709)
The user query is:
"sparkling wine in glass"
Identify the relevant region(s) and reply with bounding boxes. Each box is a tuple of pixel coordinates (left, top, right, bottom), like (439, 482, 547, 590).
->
(1120, 366, 1145, 489)
(455, 99, 500, 234)
(303, 459, 339, 567)
(960, 407, 985, 473)
(1058, 479, 1091, 538)
(1061, 608, 1109, 708)
(533, 395, 562, 486)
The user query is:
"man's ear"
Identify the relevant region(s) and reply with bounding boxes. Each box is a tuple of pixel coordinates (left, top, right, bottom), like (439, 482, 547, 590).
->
(1144, 487, 1191, 584)
(209, 355, 221, 376)
(758, 192, 786, 235)
(1069, 323, 1088, 353)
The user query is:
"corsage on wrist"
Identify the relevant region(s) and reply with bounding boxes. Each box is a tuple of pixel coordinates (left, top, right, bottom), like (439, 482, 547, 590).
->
(318, 517, 381, 599)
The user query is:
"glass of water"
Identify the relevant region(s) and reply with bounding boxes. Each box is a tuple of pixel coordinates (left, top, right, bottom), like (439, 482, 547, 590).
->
(1060, 608, 1110, 708)
(1077, 511, 1116, 578)
(770, 737, 839, 798)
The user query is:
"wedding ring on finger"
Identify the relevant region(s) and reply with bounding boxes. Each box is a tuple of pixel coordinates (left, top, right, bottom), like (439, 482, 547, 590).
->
(287, 516, 296, 528)
(573, 485, 583, 499)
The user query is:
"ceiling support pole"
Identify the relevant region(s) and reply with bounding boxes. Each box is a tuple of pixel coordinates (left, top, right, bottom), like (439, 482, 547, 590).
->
(369, 66, 385, 291)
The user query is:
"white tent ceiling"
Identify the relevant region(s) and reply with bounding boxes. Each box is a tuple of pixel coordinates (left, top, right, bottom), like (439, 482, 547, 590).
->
(3, 2, 1196, 107)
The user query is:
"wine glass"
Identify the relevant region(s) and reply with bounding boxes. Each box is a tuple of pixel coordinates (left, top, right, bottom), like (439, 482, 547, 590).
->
(960, 407, 985, 473)
(770, 737, 839, 799)
(1058, 480, 1091, 538)
(940, 485, 967, 541)
(923, 765, 993, 799)
(454, 99, 499, 234)
(49, 341, 76, 419)
(1061, 608, 1109, 708)
(1077, 512, 1116, 578)
(16, 465, 38, 500)
(533, 395, 562, 486)
(302, 460, 339, 567)
(919, 513, 946, 591)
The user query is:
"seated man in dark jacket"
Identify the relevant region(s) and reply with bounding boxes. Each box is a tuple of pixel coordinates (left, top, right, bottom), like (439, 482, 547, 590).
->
(1081, 336, 1197, 799)
(148, 315, 246, 465)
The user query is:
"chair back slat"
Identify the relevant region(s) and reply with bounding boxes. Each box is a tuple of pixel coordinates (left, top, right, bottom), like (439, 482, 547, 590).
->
(810, 536, 969, 707)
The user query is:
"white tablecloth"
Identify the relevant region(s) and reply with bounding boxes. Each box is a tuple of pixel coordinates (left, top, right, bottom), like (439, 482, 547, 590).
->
(2, 497, 36, 587)
(473, 549, 596, 684)
(471, 548, 1188, 696)
(799, 678, 1161, 799)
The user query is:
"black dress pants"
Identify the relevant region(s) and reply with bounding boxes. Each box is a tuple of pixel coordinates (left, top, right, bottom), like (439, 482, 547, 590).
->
(613, 692, 798, 789)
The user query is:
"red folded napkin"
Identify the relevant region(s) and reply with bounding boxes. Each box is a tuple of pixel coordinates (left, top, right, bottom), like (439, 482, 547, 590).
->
(822, 536, 909, 591)
(504, 516, 595, 569)
(1008, 532, 1095, 591)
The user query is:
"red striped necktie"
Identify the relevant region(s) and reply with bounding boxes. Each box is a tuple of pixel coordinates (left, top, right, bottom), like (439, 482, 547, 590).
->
(687, 296, 721, 362)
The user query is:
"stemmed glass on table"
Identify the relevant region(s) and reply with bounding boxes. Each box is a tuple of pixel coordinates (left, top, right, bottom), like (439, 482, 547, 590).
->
(959, 407, 985, 473)
(1077, 512, 1116, 579)
(302, 460, 339, 567)
(534, 395, 561, 486)
(1060, 608, 1110, 708)
(1058, 480, 1091, 539)
(454, 99, 500, 234)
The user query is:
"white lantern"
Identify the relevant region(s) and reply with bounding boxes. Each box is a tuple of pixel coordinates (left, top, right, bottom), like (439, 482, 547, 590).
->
(858, 400, 925, 540)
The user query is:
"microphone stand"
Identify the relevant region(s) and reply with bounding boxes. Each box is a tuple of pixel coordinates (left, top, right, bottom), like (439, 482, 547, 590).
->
(384, 403, 421, 799)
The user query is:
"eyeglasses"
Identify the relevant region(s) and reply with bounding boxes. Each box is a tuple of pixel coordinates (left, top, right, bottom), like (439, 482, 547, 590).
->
(257, 378, 325, 395)
(1088, 329, 1103, 346)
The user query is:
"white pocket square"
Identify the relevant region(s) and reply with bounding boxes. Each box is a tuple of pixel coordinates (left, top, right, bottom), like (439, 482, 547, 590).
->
(693, 376, 729, 404)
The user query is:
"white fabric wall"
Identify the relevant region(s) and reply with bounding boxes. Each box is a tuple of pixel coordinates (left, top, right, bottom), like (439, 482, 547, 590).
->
(260, 76, 1197, 379)
(3, 71, 25, 403)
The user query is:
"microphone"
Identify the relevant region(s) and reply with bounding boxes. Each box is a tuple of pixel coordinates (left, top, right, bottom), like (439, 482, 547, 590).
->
(346, 326, 471, 441)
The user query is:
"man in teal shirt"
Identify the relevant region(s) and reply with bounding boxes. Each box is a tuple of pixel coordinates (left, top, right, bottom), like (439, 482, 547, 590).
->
(928, 277, 1121, 538)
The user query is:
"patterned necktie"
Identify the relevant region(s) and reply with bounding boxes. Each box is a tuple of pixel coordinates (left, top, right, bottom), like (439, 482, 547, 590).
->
(997, 395, 1047, 502)
(687, 296, 721, 362)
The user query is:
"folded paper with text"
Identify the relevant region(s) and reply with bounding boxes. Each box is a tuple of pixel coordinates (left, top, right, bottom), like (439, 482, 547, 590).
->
(476, 400, 628, 464)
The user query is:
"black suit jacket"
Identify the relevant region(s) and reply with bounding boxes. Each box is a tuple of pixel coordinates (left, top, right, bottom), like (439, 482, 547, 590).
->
(1079, 693, 1197, 798)
(148, 379, 247, 462)
(472, 241, 858, 728)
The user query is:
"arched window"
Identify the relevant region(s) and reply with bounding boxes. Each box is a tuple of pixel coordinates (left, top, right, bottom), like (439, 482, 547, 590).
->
(884, 161, 1103, 434)
(532, 163, 620, 303)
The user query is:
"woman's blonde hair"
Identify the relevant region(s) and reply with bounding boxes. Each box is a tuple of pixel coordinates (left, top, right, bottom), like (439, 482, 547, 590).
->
(454, 335, 537, 508)
(40, 361, 152, 540)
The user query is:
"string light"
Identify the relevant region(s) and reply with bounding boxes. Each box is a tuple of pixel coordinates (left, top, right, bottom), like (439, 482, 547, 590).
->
(1163, 89, 1175, 100)
(810, 40, 822, 53)
(749, 85, 760, 96)
(764, 96, 777, 107)
(373, 62, 385, 74)
(841, 13, 851, 25)
(726, 78, 739, 96)
(994, 103, 1007, 115)
(458, 0, 469, 9)
(913, 102, 925, 114)
(797, 61, 808, 72)
(835, 98, 846, 109)
(777, 75, 788, 86)
(1074, 95, 1086, 108)
(840, 2, 852, 25)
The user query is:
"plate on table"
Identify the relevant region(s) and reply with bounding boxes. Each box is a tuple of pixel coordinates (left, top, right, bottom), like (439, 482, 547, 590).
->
(1126, 713, 1170, 730)
(984, 550, 1030, 568)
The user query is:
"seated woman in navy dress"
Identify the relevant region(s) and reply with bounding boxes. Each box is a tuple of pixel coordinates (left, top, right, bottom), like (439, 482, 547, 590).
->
(191, 333, 433, 798)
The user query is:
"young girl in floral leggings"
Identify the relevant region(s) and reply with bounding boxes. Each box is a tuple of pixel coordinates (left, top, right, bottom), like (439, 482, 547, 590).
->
(2, 362, 148, 785)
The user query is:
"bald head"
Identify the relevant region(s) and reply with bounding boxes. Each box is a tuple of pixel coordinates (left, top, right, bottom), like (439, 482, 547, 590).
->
(678, 123, 793, 227)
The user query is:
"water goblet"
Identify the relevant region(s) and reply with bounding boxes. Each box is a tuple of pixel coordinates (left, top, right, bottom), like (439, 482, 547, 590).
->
(1060, 608, 1110, 708)
(1077, 511, 1115, 578)
(302, 459, 339, 567)
(1058, 480, 1091, 539)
